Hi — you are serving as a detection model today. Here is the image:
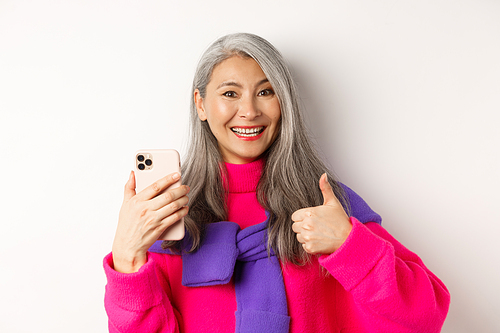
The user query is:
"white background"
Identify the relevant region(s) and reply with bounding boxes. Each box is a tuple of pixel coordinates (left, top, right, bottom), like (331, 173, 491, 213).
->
(1, 0, 499, 332)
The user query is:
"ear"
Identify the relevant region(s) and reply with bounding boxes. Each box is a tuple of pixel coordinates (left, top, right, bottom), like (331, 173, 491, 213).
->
(194, 89, 207, 121)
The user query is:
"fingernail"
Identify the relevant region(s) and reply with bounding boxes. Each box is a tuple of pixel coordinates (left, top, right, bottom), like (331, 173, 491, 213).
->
(172, 173, 180, 180)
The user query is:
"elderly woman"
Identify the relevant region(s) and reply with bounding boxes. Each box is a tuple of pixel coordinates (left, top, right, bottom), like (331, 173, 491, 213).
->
(104, 33, 450, 332)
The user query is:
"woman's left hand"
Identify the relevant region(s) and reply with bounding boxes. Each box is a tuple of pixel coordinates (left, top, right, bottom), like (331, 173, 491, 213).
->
(291, 173, 352, 255)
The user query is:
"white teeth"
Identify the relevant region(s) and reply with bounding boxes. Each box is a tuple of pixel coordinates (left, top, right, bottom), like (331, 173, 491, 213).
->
(231, 127, 264, 137)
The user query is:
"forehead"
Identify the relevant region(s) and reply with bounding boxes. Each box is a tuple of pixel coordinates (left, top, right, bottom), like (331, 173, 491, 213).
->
(209, 56, 267, 85)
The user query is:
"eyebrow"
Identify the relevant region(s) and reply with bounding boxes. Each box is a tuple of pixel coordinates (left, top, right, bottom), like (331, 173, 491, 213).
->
(216, 78, 269, 90)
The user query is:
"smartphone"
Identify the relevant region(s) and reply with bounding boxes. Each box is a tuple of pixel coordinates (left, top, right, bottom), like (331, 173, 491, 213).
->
(134, 149, 185, 240)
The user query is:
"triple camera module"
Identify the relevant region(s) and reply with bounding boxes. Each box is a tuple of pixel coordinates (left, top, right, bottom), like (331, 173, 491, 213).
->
(136, 153, 153, 171)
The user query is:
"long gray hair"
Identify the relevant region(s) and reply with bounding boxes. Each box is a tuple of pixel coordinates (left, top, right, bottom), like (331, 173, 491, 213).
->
(163, 33, 349, 264)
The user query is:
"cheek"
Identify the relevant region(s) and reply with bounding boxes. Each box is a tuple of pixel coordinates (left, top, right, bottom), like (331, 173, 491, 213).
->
(205, 102, 235, 137)
(271, 100, 281, 121)
(270, 107, 281, 139)
(272, 108, 281, 126)
(207, 100, 235, 122)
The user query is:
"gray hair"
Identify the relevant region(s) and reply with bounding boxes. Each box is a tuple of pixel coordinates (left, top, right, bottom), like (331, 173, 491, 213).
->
(163, 33, 349, 264)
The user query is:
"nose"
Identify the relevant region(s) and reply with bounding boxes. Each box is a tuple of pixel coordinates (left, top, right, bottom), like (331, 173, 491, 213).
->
(237, 96, 261, 120)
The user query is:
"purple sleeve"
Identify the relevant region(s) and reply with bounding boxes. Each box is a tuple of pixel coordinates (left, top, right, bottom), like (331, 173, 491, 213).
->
(103, 253, 179, 333)
(319, 218, 450, 332)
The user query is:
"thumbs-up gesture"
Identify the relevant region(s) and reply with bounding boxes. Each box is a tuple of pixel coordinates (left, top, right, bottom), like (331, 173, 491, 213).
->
(291, 174, 352, 255)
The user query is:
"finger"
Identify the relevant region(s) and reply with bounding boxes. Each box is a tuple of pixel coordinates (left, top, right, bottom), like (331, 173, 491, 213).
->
(139, 172, 181, 200)
(123, 171, 136, 202)
(158, 206, 189, 231)
(156, 195, 189, 220)
(291, 221, 303, 234)
(291, 208, 309, 222)
(320, 173, 340, 207)
(150, 184, 190, 211)
(296, 233, 305, 244)
(302, 243, 314, 254)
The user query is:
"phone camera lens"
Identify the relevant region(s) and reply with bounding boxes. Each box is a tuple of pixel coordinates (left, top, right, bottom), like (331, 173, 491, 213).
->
(137, 155, 145, 162)
(138, 163, 145, 170)
(145, 159, 152, 166)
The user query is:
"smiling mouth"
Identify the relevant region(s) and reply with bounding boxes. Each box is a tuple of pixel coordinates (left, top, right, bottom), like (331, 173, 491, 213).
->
(231, 126, 265, 137)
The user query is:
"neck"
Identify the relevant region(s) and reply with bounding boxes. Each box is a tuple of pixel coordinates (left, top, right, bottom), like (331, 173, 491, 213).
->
(223, 158, 265, 193)
(223, 158, 267, 229)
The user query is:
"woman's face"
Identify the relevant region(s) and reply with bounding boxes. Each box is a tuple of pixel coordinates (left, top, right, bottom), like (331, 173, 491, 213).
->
(195, 56, 281, 164)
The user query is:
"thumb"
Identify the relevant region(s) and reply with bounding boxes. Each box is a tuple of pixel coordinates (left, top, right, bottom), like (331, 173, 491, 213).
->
(319, 173, 338, 206)
(123, 171, 136, 202)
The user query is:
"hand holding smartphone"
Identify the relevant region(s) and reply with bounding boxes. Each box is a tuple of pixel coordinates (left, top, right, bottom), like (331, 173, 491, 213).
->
(134, 149, 185, 241)
(112, 149, 188, 273)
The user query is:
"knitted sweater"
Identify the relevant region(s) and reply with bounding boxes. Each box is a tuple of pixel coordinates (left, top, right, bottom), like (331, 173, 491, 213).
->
(103, 159, 450, 332)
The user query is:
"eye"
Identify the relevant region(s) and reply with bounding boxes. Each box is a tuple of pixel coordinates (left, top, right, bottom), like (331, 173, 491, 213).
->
(258, 89, 274, 96)
(223, 91, 237, 98)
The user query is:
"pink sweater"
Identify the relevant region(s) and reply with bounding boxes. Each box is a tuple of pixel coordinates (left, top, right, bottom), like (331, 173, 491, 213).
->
(104, 159, 450, 332)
